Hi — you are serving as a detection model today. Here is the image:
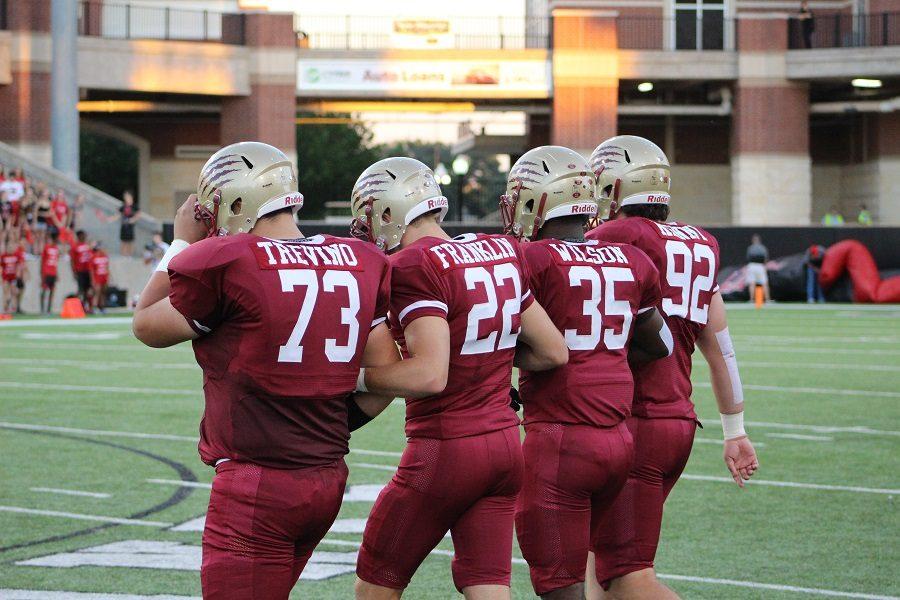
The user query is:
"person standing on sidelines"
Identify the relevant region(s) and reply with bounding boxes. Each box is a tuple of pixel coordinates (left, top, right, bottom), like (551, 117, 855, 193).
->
(90, 241, 111, 313)
(500, 146, 672, 600)
(40, 230, 61, 314)
(70, 230, 94, 312)
(745, 234, 770, 303)
(349, 157, 568, 600)
(585, 136, 759, 600)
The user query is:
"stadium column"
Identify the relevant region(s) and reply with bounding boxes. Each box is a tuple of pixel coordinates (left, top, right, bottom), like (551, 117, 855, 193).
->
(871, 112, 900, 225)
(220, 12, 298, 168)
(0, 1, 53, 166)
(550, 6, 618, 156)
(731, 13, 811, 224)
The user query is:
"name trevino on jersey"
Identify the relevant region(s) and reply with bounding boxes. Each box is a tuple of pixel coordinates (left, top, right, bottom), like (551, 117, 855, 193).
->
(254, 240, 361, 269)
(429, 236, 517, 270)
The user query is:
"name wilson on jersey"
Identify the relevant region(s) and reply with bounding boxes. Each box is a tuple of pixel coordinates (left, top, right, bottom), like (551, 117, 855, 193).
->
(429, 237, 517, 270)
(548, 243, 629, 265)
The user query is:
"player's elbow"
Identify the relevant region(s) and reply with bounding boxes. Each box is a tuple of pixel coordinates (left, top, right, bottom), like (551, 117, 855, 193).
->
(421, 369, 449, 395)
(546, 341, 569, 369)
(132, 313, 166, 348)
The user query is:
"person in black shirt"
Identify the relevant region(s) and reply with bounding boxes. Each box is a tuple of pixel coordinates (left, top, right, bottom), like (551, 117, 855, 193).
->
(799, 0, 815, 48)
(746, 234, 771, 302)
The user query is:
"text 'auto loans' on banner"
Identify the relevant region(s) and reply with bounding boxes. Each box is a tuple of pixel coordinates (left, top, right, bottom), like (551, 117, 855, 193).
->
(297, 58, 551, 98)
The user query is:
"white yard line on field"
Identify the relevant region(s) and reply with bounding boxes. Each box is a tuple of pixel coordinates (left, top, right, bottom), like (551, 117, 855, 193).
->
(735, 335, 898, 344)
(0, 381, 198, 396)
(30, 487, 111, 499)
(719, 361, 900, 372)
(765, 433, 834, 442)
(0, 316, 134, 328)
(680, 474, 899, 495)
(693, 382, 900, 398)
(0, 421, 198, 442)
(693, 438, 767, 448)
(350, 448, 403, 458)
(146, 479, 211, 489)
(349, 462, 397, 472)
(0, 506, 170, 527)
(740, 346, 900, 356)
(722, 420, 900, 437)
(0, 358, 198, 370)
(0, 591, 200, 600)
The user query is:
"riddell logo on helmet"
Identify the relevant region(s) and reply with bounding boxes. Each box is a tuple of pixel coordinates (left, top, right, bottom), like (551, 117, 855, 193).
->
(283, 194, 303, 206)
(427, 197, 449, 210)
(570, 203, 594, 213)
(647, 195, 667, 203)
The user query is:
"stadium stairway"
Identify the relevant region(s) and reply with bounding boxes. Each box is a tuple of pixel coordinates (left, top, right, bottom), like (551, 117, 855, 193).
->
(0, 141, 160, 252)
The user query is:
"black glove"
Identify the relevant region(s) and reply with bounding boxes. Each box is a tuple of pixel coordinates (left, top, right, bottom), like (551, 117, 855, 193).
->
(509, 387, 522, 412)
(347, 394, 374, 432)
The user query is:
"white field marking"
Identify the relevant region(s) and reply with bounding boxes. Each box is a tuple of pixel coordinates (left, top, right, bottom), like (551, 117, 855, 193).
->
(725, 303, 900, 312)
(692, 438, 766, 448)
(680, 474, 900, 495)
(318, 538, 529, 565)
(765, 432, 834, 442)
(349, 462, 398, 472)
(30, 487, 111, 499)
(0, 506, 171, 527)
(655, 574, 899, 600)
(0, 421, 198, 442)
(0, 591, 200, 600)
(705, 361, 900, 372)
(0, 381, 198, 396)
(18, 367, 59, 374)
(693, 381, 900, 398)
(0, 316, 133, 327)
(349, 448, 402, 458)
(9, 342, 193, 352)
(735, 334, 898, 344)
(713, 420, 900, 437)
(739, 346, 900, 356)
(146, 479, 210, 489)
(20, 332, 124, 340)
(0, 358, 198, 370)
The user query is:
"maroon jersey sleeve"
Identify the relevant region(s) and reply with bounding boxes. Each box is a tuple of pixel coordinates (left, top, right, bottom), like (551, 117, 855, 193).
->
(168, 239, 231, 335)
(628, 246, 662, 312)
(389, 249, 450, 327)
(511, 239, 536, 312)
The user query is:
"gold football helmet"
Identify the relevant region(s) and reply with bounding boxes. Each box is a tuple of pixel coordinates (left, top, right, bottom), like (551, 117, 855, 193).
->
(195, 142, 301, 237)
(589, 135, 670, 218)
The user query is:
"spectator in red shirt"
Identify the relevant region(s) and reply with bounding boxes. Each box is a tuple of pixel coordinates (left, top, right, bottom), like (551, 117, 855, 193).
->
(1, 240, 23, 314)
(49, 190, 71, 247)
(13, 236, 27, 314)
(70, 230, 93, 311)
(40, 230, 61, 314)
(89, 241, 110, 313)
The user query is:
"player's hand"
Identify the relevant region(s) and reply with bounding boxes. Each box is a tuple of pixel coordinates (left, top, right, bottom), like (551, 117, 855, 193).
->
(723, 436, 759, 488)
(509, 387, 522, 412)
(174, 194, 207, 244)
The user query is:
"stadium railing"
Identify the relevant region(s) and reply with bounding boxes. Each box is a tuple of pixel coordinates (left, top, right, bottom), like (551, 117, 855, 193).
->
(77, 0, 243, 44)
(788, 12, 900, 49)
(0, 140, 159, 253)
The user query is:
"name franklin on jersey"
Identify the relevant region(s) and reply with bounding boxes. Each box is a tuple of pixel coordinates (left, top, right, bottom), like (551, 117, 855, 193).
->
(429, 237, 517, 270)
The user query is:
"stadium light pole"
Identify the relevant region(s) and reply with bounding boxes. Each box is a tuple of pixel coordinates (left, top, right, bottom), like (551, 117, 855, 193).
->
(51, 0, 80, 179)
(452, 155, 470, 222)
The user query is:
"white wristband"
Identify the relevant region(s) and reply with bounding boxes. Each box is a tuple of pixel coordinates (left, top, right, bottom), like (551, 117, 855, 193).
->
(356, 368, 368, 393)
(720, 411, 746, 440)
(155, 239, 191, 273)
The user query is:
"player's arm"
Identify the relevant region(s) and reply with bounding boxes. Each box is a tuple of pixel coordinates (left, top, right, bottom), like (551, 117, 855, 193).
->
(515, 300, 569, 371)
(696, 291, 759, 487)
(133, 196, 206, 348)
(361, 316, 450, 398)
(347, 322, 402, 430)
(628, 307, 673, 364)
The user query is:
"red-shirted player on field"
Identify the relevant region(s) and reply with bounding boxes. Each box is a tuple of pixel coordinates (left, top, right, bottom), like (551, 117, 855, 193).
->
(1, 240, 23, 314)
(40, 231, 61, 314)
(133, 142, 409, 599)
(349, 157, 568, 600)
(499, 146, 673, 600)
(70, 230, 93, 310)
(584, 136, 759, 600)
(89, 241, 110, 313)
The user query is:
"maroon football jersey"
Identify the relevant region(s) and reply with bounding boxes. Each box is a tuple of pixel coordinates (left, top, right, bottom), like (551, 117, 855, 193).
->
(388, 233, 534, 439)
(168, 233, 391, 469)
(587, 217, 720, 419)
(519, 239, 661, 427)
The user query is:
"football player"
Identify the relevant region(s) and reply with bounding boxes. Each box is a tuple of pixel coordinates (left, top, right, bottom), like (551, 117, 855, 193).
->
(500, 146, 672, 600)
(349, 157, 568, 600)
(132, 142, 403, 599)
(584, 136, 759, 599)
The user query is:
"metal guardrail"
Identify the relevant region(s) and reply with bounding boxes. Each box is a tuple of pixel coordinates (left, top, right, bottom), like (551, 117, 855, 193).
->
(789, 12, 900, 49)
(77, 0, 241, 43)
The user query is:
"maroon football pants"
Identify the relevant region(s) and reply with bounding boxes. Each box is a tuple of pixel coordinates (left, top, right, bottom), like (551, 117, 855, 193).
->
(592, 416, 696, 588)
(515, 421, 634, 596)
(356, 426, 524, 592)
(201, 459, 348, 599)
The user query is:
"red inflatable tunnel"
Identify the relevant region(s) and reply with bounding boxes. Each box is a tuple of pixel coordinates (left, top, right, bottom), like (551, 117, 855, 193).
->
(819, 239, 900, 303)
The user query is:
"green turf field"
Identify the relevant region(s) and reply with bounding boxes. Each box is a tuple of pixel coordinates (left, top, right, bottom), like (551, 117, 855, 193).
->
(0, 305, 898, 599)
